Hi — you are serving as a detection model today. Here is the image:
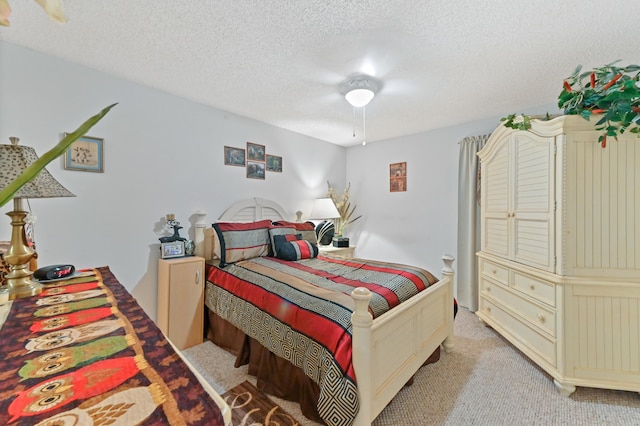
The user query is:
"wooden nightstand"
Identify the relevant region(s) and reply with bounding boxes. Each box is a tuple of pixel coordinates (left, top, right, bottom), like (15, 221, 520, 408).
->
(157, 256, 204, 350)
(318, 245, 355, 259)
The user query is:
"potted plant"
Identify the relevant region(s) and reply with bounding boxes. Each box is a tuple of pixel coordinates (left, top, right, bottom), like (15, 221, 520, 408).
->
(502, 61, 640, 147)
(327, 182, 362, 237)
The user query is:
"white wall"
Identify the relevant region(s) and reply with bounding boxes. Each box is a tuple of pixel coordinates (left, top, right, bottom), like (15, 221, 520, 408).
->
(344, 121, 495, 276)
(1, 41, 560, 318)
(0, 41, 346, 319)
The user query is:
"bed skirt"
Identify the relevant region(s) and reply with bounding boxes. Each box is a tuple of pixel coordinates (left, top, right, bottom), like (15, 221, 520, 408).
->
(206, 309, 440, 424)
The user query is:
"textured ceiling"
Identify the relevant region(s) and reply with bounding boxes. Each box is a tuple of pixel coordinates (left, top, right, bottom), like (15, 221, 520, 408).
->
(1, 1, 639, 146)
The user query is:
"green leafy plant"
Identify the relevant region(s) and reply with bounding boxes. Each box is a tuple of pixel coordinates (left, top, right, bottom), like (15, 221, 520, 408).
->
(502, 61, 640, 147)
(328, 181, 362, 236)
(0, 103, 117, 208)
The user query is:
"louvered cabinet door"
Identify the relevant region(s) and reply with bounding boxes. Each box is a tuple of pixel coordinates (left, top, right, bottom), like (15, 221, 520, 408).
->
(481, 137, 510, 258)
(511, 132, 556, 272)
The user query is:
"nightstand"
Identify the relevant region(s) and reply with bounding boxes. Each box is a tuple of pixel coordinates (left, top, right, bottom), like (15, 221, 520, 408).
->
(318, 245, 355, 259)
(157, 256, 204, 350)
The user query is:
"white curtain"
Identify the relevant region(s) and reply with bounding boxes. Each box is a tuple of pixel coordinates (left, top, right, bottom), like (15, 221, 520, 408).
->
(457, 134, 489, 311)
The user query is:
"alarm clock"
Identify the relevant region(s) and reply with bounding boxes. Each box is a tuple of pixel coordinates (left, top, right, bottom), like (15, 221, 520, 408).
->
(34, 264, 76, 281)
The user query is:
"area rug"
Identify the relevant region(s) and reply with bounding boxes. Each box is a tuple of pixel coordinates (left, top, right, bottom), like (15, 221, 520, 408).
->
(221, 380, 301, 426)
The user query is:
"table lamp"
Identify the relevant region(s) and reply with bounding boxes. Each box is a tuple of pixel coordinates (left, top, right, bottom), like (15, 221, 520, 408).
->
(309, 198, 340, 246)
(0, 137, 75, 299)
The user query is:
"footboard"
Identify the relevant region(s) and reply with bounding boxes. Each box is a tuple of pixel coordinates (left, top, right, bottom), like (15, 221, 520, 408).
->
(351, 255, 455, 426)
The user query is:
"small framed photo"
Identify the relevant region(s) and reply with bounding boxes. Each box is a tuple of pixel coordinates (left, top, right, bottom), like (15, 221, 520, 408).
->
(390, 162, 407, 192)
(64, 134, 104, 172)
(246, 142, 266, 162)
(246, 161, 265, 180)
(224, 146, 246, 166)
(266, 154, 282, 172)
(161, 241, 185, 259)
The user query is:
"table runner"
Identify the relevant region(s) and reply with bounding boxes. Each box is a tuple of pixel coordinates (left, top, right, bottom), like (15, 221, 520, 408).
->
(0, 266, 225, 425)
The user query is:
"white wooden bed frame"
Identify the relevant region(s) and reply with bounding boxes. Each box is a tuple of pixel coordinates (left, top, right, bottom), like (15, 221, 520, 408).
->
(194, 198, 455, 426)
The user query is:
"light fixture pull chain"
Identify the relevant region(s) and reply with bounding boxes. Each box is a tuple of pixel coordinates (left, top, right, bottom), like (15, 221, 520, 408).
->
(362, 106, 367, 146)
(352, 106, 356, 138)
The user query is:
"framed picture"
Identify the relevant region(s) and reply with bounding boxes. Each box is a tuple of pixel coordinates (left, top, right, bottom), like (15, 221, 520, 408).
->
(246, 142, 266, 162)
(390, 162, 407, 192)
(224, 146, 246, 166)
(266, 154, 282, 172)
(64, 134, 104, 172)
(246, 161, 266, 180)
(161, 241, 185, 259)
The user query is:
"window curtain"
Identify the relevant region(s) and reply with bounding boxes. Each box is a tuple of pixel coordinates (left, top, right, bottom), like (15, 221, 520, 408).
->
(457, 134, 489, 311)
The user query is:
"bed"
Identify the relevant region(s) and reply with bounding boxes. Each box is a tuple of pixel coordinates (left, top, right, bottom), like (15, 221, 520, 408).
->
(195, 198, 455, 426)
(0, 265, 231, 426)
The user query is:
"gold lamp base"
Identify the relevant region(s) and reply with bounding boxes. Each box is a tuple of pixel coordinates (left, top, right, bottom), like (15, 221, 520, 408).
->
(4, 199, 41, 300)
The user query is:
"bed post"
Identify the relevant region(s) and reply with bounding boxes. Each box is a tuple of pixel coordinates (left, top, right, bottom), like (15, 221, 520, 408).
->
(194, 211, 207, 258)
(441, 254, 455, 352)
(351, 287, 373, 426)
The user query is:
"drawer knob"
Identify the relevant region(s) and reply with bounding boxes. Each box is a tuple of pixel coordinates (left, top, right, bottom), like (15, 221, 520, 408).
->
(537, 314, 545, 323)
(486, 286, 491, 292)
(530, 284, 535, 290)
(492, 269, 497, 274)
(486, 306, 491, 312)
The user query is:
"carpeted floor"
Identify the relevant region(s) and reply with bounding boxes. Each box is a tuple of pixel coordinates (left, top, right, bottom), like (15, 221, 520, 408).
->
(183, 308, 640, 425)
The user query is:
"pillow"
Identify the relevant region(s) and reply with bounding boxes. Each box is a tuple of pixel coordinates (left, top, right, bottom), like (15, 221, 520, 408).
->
(271, 221, 317, 245)
(268, 225, 296, 257)
(213, 219, 272, 267)
(273, 234, 318, 261)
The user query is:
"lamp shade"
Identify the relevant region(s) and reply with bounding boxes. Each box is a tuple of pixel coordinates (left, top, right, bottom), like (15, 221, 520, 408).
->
(309, 198, 340, 219)
(0, 141, 75, 199)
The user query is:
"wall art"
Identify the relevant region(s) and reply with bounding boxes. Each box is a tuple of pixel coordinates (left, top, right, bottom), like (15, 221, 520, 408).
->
(224, 146, 246, 166)
(63, 134, 104, 172)
(390, 162, 407, 192)
(246, 161, 266, 180)
(246, 142, 266, 162)
(266, 154, 282, 172)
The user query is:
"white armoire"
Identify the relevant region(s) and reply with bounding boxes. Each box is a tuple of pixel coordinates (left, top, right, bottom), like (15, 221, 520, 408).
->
(476, 115, 640, 396)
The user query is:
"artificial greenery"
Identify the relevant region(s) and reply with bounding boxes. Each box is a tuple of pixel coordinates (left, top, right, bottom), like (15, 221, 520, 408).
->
(0, 103, 117, 208)
(502, 61, 640, 147)
(328, 181, 362, 236)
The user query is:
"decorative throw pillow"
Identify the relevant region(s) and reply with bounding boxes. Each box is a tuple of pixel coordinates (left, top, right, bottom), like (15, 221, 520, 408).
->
(268, 225, 296, 257)
(271, 221, 318, 246)
(213, 219, 272, 267)
(273, 234, 318, 261)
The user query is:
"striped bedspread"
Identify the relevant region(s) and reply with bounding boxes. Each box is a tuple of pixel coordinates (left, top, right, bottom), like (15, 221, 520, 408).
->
(205, 255, 438, 426)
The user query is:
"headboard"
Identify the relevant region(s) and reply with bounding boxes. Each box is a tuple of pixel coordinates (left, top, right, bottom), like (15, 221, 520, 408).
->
(194, 197, 289, 261)
(218, 197, 288, 221)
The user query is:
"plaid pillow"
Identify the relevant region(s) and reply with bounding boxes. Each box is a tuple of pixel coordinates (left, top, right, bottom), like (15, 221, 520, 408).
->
(213, 220, 272, 267)
(273, 234, 318, 261)
(268, 225, 296, 257)
(271, 221, 317, 245)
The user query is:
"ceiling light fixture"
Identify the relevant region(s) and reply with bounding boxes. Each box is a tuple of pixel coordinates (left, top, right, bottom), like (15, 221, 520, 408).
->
(342, 73, 381, 108)
(341, 73, 382, 146)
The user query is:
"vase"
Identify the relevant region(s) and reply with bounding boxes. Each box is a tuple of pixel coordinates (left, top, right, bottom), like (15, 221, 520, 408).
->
(184, 239, 195, 256)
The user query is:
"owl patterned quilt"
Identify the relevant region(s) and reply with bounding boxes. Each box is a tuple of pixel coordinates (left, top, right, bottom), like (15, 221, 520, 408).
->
(0, 266, 226, 426)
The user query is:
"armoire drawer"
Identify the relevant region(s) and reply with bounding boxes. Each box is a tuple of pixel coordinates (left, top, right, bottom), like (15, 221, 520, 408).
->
(481, 278, 556, 337)
(480, 298, 557, 368)
(479, 259, 509, 286)
(512, 271, 556, 307)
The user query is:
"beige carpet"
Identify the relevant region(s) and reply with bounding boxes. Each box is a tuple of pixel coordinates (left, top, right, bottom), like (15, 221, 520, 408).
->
(183, 308, 640, 425)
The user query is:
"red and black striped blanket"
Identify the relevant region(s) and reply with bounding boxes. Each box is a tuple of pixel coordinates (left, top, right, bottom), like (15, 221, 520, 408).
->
(205, 255, 438, 426)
